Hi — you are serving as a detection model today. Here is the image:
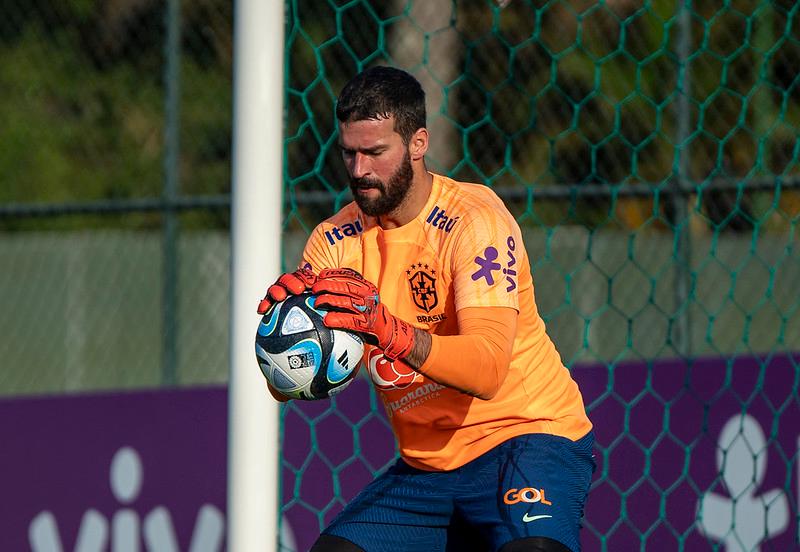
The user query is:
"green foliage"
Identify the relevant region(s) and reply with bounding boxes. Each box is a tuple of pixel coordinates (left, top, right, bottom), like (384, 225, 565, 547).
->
(0, 0, 232, 229)
(1, 0, 797, 235)
(283, 0, 799, 232)
(0, 28, 159, 203)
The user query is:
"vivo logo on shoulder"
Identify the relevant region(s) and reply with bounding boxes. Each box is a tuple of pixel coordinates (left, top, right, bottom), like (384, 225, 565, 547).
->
(325, 219, 364, 245)
(425, 205, 460, 232)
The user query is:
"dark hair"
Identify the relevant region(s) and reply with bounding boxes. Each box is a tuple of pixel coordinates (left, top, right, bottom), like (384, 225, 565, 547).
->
(336, 66, 426, 144)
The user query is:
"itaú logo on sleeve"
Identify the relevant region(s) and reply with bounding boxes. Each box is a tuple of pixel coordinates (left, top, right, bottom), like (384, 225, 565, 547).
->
(503, 487, 553, 506)
(324, 219, 364, 245)
(425, 205, 460, 232)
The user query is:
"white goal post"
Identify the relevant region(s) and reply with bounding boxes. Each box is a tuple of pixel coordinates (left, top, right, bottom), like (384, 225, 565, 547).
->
(229, 1, 284, 551)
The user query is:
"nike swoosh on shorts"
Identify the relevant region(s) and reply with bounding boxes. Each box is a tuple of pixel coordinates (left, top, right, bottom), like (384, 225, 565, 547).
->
(522, 513, 553, 522)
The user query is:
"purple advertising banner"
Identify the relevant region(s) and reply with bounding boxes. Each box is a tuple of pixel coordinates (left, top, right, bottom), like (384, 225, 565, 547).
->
(2, 353, 798, 551)
(0, 388, 228, 551)
(575, 353, 800, 551)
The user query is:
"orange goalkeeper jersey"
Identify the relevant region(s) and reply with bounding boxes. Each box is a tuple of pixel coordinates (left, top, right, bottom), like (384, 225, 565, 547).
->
(300, 173, 592, 471)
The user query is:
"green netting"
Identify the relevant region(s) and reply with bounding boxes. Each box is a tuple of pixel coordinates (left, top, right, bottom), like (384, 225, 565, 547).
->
(280, 1, 800, 551)
(0, 0, 797, 549)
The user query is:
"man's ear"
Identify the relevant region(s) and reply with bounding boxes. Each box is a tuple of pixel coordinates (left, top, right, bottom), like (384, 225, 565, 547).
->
(409, 128, 429, 161)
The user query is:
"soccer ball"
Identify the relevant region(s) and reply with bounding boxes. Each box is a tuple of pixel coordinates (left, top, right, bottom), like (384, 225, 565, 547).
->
(255, 292, 364, 400)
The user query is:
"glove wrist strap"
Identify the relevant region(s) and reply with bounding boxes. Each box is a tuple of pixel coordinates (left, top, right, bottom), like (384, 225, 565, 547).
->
(383, 319, 415, 361)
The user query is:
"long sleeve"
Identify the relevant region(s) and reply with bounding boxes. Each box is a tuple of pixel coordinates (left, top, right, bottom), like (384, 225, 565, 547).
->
(416, 306, 517, 400)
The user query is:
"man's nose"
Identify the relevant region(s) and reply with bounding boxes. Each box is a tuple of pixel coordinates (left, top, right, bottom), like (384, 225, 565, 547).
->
(351, 152, 370, 179)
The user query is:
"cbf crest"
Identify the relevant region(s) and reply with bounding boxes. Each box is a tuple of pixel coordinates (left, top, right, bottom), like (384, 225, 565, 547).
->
(407, 263, 438, 312)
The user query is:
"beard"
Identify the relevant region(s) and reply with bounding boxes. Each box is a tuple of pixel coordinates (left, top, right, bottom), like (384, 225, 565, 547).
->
(349, 151, 414, 217)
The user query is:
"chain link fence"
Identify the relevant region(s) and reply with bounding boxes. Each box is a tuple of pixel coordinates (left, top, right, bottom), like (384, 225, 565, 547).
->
(2, 0, 797, 391)
(1, 1, 799, 549)
(1, 0, 233, 392)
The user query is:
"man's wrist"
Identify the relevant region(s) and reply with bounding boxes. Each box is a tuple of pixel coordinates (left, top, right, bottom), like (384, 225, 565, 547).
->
(401, 327, 432, 369)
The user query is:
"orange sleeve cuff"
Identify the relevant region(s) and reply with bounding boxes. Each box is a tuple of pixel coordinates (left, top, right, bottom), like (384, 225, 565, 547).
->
(417, 306, 517, 399)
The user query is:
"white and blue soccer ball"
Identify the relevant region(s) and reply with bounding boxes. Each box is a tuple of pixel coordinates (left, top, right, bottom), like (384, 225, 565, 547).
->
(255, 292, 364, 400)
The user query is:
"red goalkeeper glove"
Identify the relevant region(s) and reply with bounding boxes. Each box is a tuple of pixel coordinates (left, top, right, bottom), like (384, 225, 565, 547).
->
(256, 267, 317, 314)
(312, 268, 415, 361)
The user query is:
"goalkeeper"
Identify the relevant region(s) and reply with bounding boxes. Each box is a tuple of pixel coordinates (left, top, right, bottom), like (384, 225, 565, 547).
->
(259, 66, 595, 552)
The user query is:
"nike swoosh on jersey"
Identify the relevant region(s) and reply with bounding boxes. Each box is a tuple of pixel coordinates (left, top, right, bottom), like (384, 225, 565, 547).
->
(522, 513, 553, 523)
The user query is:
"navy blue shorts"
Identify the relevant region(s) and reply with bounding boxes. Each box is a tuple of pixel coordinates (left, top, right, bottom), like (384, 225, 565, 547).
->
(322, 431, 595, 552)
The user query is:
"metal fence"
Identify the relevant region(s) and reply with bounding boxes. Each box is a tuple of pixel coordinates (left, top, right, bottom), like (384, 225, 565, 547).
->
(2, 0, 799, 390)
(2, 2, 799, 550)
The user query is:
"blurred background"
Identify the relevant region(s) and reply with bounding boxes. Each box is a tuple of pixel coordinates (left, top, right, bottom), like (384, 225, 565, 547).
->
(1, 0, 798, 550)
